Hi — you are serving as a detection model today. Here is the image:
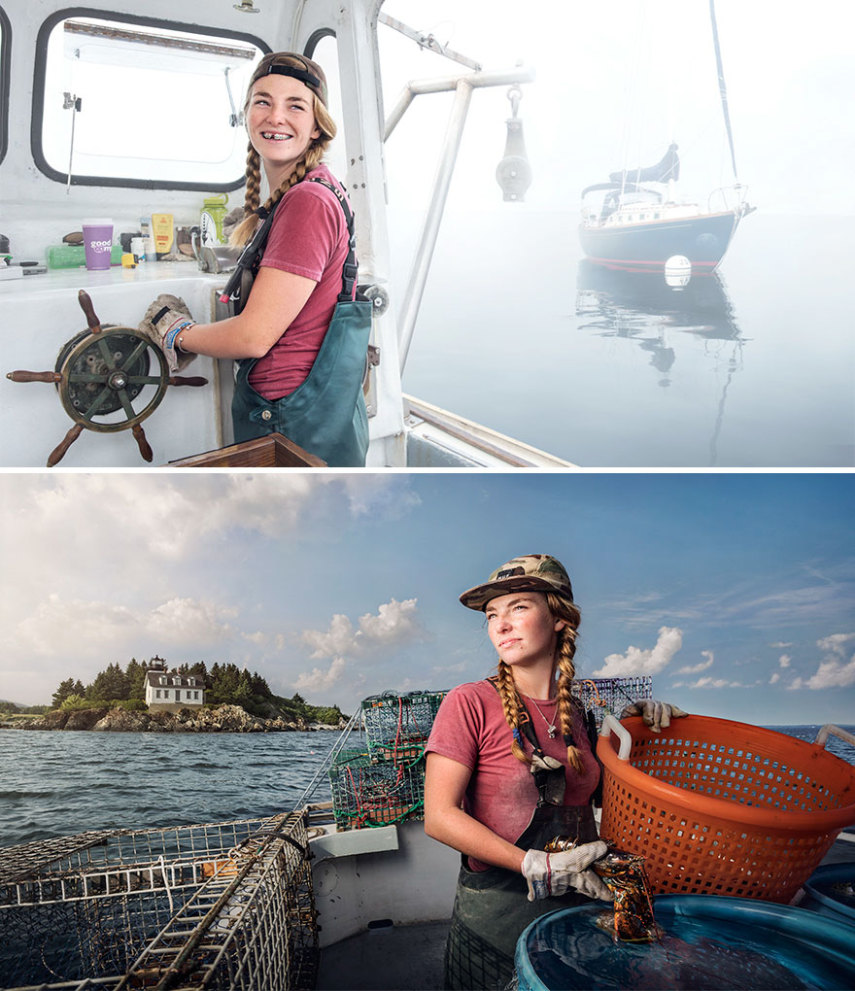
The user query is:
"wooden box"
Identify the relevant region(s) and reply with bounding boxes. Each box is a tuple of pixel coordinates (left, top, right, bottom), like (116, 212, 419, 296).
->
(169, 432, 326, 468)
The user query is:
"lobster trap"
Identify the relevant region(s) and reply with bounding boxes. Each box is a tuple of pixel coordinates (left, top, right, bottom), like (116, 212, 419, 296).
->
(571, 677, 652, 727)
(329, 747, 427, 831)
(0, 812, 317, 990)
(361, 690, 448, 760)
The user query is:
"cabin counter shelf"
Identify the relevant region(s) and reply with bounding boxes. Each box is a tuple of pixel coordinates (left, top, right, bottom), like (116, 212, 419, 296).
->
(0, 264, 229, 466)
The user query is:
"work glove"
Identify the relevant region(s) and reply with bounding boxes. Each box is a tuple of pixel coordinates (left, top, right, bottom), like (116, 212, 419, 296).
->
(521, 840, 611, 902)
(620, 699, 688, 732)
(139, 294, 196, 374)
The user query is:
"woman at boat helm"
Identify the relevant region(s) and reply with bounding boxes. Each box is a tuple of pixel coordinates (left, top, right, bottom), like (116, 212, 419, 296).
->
(424, 554, 687, 991)
(139, 52, 370, 467)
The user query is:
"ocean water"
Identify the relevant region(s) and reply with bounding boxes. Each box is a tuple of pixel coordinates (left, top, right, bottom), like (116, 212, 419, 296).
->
(397, 210, 854, 467)
(1, 724, 852, 850)
(0, 729, 333, 849)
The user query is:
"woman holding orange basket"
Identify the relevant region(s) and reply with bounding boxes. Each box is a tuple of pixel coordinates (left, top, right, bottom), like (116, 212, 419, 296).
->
(424, 553, 687, 990)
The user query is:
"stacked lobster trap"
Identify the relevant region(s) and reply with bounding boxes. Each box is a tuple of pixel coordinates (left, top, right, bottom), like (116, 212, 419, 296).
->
(0, 811, 318, 990)
(571, 676, 652, 727)
(329, 690, 447, 830)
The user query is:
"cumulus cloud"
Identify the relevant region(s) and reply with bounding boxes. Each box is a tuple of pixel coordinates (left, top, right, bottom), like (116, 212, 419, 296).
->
(301, 599, 422, 659)
(816, 632, 855, 656)
(593, 626, 683, 678)
(302, 614, 358, 659)
(677, 649, 714, 675)
(147, 598, 237, 645)
(294, 656, 348, 693)
(358, 599, 421, 644)
(778, 654, 791, 668)
(770, 672, 780, 684)
(789, 632, 855, 690)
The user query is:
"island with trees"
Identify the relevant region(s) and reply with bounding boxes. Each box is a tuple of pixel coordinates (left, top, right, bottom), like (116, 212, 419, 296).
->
(0, 658, 348, 733)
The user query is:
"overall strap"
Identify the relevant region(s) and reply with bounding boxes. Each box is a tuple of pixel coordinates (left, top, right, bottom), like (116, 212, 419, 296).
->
(307, 176, 359, 302)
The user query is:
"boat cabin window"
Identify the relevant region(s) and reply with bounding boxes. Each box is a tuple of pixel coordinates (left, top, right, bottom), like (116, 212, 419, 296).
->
(0, 6, 8, 165)
(34, 13, 265, 188)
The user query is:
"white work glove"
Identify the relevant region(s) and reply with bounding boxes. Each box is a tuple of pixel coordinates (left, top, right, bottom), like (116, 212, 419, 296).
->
(521, 840, 611, 902)
(139, 293, 196, 374)
(620, 699, 688, 732)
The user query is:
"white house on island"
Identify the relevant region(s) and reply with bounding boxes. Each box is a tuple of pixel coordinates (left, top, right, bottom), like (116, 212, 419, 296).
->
(144, 657, 206, 712)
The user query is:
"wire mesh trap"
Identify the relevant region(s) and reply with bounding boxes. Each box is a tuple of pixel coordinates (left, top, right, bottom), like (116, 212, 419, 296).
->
(327, 691, 448, 831)
(0, 811, 318, 990)
(571, 677, 653, 726)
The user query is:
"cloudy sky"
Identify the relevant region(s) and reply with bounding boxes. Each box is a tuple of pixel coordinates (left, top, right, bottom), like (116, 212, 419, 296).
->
(1, 471, 852, 726)
(376, 0, 854, 216)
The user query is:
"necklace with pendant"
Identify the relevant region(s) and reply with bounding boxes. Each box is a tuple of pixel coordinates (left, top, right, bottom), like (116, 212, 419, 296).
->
(527, 696, 557, 739)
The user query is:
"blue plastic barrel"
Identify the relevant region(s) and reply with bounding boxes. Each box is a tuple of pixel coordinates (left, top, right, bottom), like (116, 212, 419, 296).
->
(515, 895, 855, 990)
(801, 863, 855, 925)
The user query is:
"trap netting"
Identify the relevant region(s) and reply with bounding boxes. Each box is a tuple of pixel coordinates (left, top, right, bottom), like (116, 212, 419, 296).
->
(0, 811, 317, 991)
(571, 677, 652, 726)
(329, 691, 448, 830)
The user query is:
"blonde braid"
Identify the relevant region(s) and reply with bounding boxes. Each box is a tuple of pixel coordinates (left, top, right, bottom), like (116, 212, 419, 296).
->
(231, 144, 264, 246)
(546, 592, 585, 773)
(495, 661, 530, 765)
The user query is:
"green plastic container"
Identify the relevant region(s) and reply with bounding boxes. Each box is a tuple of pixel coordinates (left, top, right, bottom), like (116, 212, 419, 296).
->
(46, 244, 123, 269)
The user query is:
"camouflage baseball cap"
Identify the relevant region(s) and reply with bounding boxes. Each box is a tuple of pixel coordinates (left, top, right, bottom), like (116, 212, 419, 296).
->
(459, 554, 574, 611)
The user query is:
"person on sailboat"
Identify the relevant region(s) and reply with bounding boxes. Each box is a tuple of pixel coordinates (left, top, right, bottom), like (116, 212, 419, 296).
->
(424, 554, 687, 991)
(139, 52, 371, 467)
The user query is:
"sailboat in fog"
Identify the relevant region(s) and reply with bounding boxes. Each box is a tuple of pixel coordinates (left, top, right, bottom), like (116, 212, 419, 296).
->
(579, 0, 754, 275)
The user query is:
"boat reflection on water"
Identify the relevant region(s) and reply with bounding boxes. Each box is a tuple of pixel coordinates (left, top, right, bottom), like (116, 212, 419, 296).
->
(575, 259, 744, 464)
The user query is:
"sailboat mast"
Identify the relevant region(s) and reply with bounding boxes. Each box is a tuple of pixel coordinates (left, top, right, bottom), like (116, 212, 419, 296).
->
(709, 0, 738, 179)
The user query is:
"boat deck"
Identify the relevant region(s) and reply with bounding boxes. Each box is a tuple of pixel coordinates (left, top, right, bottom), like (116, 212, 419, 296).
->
(317, 919, 450, 990)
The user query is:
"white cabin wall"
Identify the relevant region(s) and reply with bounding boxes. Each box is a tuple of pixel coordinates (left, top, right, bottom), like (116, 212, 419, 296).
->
(0, 0, 306, 260)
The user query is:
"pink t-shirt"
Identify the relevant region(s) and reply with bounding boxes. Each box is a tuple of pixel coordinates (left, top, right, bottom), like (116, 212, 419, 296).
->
(426, 680, 601, 870)
(248, 164, 351, 399)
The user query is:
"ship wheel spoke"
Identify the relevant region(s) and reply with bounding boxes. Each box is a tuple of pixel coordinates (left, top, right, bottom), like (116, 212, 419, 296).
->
(96, 336, 120, 369)
(118, 338, 151, 371)
(115, 388, 138, 423)
(80, 385, 117, 422)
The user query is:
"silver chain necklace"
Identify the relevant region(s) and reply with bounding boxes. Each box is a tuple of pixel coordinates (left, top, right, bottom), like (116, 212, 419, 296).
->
(526, 696, 557, 739)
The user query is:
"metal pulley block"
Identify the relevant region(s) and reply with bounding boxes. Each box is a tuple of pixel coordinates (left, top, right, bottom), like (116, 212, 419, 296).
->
(360, 283, 390, 316)
(496, 84, 532, 202)
(6, 289, 208, 466)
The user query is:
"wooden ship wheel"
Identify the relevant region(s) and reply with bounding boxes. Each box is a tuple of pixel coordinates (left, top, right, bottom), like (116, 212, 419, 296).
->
(6, 290, 207, 466)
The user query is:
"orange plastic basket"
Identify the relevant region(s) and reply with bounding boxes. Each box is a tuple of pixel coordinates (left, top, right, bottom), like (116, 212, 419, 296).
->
(597, 715, 855, 903)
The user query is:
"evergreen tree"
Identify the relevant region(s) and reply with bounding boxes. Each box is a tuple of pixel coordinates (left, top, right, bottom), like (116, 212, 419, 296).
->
(89, 662, 130, 702)
(125, 658, 146, 700)
(52, 678, 77, 709)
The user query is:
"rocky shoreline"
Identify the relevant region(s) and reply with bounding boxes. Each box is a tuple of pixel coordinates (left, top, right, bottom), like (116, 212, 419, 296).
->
(2, 704, 343, 734)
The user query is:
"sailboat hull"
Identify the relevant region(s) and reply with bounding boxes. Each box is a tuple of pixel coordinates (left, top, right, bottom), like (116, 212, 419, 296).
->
(579, 209, 740, 275)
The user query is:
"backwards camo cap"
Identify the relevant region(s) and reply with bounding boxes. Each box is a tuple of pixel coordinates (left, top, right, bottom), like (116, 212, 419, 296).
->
(249, 52, 329, 108)
(459, 554, 574, 611)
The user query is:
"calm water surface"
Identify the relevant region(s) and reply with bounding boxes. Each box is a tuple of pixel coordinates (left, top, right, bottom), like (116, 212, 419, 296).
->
(1, 724, 852, 849)
(398, 210, 853, 467)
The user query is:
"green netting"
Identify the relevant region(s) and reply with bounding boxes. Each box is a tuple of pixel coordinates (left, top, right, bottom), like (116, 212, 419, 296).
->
(329, 747, 426, 830)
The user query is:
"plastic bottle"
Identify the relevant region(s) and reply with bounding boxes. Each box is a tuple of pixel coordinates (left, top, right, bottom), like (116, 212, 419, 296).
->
(200, 194, 229, 245)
